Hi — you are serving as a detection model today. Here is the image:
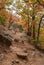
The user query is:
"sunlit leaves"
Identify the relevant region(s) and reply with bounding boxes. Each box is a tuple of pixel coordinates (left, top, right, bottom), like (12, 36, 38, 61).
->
(0, 15, 5, 25)
(23, 0, 37, 4)
(29, 0, 37, 4)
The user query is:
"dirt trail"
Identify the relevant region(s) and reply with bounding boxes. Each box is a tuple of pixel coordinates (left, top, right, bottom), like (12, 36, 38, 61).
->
(0, 32, 44, 65)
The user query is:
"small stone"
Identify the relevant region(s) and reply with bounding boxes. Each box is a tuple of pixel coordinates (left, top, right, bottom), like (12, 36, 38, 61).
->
(12, 60, 15, 64)
(12, 59, 19, 64)
(31, 52, 35, 57)
(23, 49, 28, 53)
(19, 40, 22, 43)
(16, 51, 28, 59)
(15, 59, 19, 63)
(0, 54, 4, 61)
(22, 40, 24, 44)
(14, 39, 19, 42)
(39, 53, 44, 57)
(24, 60, 27, 63)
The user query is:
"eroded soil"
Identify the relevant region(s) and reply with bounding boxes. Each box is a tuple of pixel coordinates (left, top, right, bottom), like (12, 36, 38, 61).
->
(0, 32, 44, 65)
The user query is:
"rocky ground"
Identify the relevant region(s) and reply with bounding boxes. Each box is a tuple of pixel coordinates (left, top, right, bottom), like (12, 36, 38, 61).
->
(0, 32, 44, 65)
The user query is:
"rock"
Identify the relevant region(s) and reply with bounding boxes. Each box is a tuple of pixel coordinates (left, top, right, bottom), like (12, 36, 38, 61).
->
(12, 59, 19, 64)
(15, 59, 19, 63)
(0, 54, 5, 61)
(10, 46, 23, 52)
(19, 40, 22, 43)
(12, 60, 15, 64)
(3, 49, 10, 53)
(21, 40, 24, 44)
(19, 40, 24, 44)
(14, 39, 19, 42)
(38, 53, 44, 57)
(0, 33, 12, 47)
(24, 60, 27, 63)
(23, 49, 28, 53)
(31, 52, 35, 57)
(0, 25, 14, 46)
(16, 51, 28, 59)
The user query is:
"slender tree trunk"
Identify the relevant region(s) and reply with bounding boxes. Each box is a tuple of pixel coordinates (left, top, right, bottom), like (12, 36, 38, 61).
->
(32, 15, 35, 39)
(37, 15, 44, 42)
(8, 14, 13, 29)
(27, 18, 29, 33)
(32, 4, 36, 39)
(27, 15, 31, 36)
(33, 22, 35, 39)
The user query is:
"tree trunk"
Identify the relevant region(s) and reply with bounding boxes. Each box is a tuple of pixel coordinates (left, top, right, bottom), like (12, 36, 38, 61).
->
(37, 15, 44, 42)
(8, 14, 13, 29)
(32, 15, 35, 39)
(33, 22, 35, 39)
(27, 16, 31, 36)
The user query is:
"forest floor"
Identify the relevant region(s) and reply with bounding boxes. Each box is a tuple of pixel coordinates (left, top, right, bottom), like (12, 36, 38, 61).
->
(0, 32, 44, 65)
